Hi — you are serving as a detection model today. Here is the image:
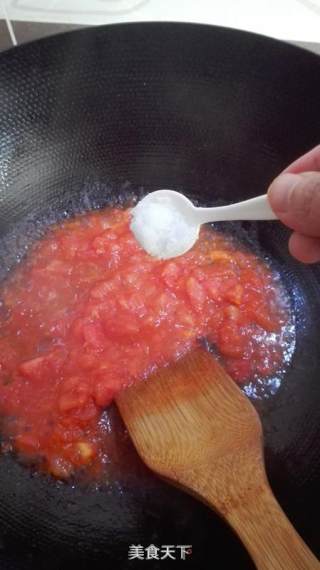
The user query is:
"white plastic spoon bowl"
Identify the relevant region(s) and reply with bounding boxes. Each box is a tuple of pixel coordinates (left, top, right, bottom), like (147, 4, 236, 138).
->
(130, 190, 277, 260)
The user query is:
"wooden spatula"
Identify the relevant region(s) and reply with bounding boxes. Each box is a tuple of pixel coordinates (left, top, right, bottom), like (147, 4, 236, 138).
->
(116, 348, 319, 569)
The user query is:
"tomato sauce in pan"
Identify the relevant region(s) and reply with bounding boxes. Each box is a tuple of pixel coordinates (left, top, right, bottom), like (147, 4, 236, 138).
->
(0, 207, 293, 479)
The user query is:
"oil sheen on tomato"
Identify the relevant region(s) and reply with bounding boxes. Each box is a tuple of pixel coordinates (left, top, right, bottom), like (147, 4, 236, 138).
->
(0, 207, 293, 479)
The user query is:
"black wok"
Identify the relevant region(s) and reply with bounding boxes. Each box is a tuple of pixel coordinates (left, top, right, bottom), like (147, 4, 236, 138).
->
(0, 22, 319, 570)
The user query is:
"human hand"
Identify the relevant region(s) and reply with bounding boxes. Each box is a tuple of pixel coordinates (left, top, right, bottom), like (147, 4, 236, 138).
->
(268, 145, 320, 263)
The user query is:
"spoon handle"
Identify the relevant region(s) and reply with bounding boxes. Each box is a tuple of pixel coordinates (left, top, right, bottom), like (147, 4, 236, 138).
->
(195, 194, 277, 224)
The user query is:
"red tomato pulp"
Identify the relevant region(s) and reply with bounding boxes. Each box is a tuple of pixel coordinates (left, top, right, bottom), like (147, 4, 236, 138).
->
(0, 208, 293, 479)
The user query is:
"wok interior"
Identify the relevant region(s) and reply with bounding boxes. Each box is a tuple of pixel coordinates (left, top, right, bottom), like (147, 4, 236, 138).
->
(0, 23, 319, 568)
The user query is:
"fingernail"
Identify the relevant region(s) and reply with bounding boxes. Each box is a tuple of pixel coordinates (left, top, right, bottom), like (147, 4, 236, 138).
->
(268, 173, 301, 213)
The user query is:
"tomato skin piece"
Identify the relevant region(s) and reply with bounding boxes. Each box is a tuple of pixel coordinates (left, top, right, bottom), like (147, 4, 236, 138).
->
(186, 277, 206, 309)
(209, 250, 235, 263)
(224, 305, 240, 321)
(93, 382, 115, 407)
(218, 323, 248, 358)
(19, 356, 47, 380)
(224, 284, 243, 306)
(47, 456, 74, 479)
(161, 262, 180, 287)
(58, 380, 90, 413)
(15, 433, 41, 455)
(58, 392, 87, 413)
(73, 441, 96, 465)
(82, 322, 106, 349)
(226, 358, 252, 383)
(249, 309, 278, 333)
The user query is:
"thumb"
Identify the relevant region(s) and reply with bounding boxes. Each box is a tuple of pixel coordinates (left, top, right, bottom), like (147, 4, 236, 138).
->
(268, 171, 320, 237)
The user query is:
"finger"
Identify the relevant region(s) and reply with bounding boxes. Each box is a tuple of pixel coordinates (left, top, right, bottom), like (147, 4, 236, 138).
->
(289, 232, 320, 264)
(268, 171, 320, 237)
(283, 144, 320, 174)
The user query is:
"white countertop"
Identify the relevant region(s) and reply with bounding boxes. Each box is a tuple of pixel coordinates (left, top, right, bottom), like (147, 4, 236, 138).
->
(2, 0, 320, 43)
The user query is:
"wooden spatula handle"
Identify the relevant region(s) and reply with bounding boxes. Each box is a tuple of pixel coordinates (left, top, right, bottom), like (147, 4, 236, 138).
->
(224, 480, 319, 569)
(117, 349, 318, 568)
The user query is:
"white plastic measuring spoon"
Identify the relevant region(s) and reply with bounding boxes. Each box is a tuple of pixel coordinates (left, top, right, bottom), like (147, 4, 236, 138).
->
(130, 190, 277, 260)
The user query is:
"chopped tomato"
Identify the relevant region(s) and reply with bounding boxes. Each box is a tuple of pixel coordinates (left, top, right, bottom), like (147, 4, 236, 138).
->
(0, 206, 293, 479)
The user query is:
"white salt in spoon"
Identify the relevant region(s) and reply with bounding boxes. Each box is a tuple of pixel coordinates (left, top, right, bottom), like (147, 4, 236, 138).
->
(130, 190, 278, 260)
